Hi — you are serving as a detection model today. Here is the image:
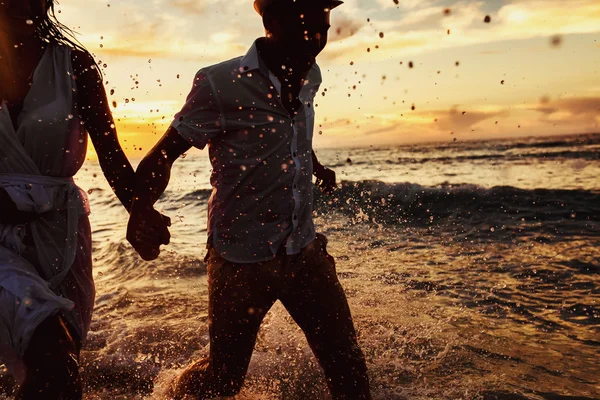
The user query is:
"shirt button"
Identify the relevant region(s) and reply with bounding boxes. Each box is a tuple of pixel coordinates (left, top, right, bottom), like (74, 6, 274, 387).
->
(293, 215, 298, 220)
(293, 152, 297, 157)
(293, 184, 297, 189)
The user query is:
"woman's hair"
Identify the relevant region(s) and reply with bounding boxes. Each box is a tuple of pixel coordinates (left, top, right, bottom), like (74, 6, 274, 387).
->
(0, 0, 101, 99)
(38, 0, 89, 53)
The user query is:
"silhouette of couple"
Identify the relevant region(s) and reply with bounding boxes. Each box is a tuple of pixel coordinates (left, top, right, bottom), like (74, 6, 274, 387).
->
(0, 0, 371, 398)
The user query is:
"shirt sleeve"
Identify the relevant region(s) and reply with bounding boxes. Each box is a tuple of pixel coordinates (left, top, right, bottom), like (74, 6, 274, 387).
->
(170, 69, 223, 150)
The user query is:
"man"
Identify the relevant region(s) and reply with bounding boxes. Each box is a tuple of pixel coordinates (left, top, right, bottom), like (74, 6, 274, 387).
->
(127, 0, 371, 398)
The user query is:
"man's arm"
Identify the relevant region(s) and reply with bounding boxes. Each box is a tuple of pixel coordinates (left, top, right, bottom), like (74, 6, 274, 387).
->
(132, 127, 191, 208)
(312, 150, 336, 194)
(127, 127, 191, 261)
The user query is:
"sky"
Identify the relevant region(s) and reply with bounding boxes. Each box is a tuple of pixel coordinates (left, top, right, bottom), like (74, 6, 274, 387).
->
(55, 0, 600, 157)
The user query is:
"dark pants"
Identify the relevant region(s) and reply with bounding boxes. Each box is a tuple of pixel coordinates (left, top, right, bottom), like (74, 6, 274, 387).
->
(174, 234, 371, 399)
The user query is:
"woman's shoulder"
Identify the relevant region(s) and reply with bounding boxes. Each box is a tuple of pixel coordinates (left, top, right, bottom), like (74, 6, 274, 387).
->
(69, 48, 98, 76)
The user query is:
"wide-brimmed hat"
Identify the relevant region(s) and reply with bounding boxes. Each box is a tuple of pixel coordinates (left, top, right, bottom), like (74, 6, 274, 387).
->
(254, 0, 343, 16)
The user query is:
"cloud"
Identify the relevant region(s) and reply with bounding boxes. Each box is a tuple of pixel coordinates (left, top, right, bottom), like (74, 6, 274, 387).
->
(168, 0, 210, 14)
(62, 0, 600, 68)
(527, 97, 600, 132)
(83, 21, 247, 62)
(375, 0, 440, 11)
(330, 13, 366, 42)
(316, 104, 509, 145)
(321, 32, 428, 62)
(363, 124, 402, 136)
(322, 0, 600, 64)
(59, 0, 259, 62)
(431, 106, 507, 133)
(530, 97, 600, 116)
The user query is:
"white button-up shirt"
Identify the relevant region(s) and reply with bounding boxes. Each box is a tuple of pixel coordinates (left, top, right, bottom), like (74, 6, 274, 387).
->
(171, 40, 321, 263)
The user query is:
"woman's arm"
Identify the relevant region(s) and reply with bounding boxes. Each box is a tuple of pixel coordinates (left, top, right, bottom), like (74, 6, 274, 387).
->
(72, 49, 134, 211)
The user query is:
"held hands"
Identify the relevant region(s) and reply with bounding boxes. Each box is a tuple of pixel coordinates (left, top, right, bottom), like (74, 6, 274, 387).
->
(314, 165, 337, 195)
(127, 205, 171, 261)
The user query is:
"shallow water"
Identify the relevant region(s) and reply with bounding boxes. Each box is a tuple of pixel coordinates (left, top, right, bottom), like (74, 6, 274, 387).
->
(1, 133, 599, 399)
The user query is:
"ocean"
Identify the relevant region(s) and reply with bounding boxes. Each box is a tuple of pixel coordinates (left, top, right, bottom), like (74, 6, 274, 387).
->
(1, 133, 599, 399)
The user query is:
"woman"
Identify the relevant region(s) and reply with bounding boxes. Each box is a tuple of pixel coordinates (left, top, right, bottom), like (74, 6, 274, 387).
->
(0, 0, 134, 398)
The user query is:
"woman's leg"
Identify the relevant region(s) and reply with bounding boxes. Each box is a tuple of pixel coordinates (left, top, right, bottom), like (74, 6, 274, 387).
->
(16, 314, 82, 400)
(15, 215, 93, 399)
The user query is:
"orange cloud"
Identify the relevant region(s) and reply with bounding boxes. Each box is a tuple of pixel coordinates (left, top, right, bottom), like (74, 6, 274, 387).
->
(322, 0, 600, 64)
(321, 33, 428, 62)
(530, 97, 600, 116)
(329, 14, 366, 43)
(528, 97, 600, 130)
(168, 0, 209, 15)
(86, 24, 247, 62)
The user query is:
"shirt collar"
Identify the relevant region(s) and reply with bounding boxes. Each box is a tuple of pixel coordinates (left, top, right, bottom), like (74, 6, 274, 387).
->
(239, 40, 267, 75)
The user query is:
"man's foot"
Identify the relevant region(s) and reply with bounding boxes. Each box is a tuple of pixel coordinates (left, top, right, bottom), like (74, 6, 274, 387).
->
(170, 358, 213, 400)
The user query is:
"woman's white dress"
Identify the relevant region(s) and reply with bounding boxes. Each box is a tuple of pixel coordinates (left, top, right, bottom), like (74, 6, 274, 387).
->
(0, 42, 94, 383)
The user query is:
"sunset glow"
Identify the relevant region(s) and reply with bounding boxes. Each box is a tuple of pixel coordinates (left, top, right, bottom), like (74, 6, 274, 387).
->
(54, 0, 600, 158)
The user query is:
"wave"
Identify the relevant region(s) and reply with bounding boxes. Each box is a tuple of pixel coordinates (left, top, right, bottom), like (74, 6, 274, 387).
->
(396, 133, 600, 154)
(158, 180, 600, 238)
(328, 149, 600, 168)
(314, 180, 600, 237)
(93, 241, 206, 280)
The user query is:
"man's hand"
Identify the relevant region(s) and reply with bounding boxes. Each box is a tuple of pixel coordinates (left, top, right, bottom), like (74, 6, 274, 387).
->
(314, 165, 337, 195)
(127, 206, 171, 261)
